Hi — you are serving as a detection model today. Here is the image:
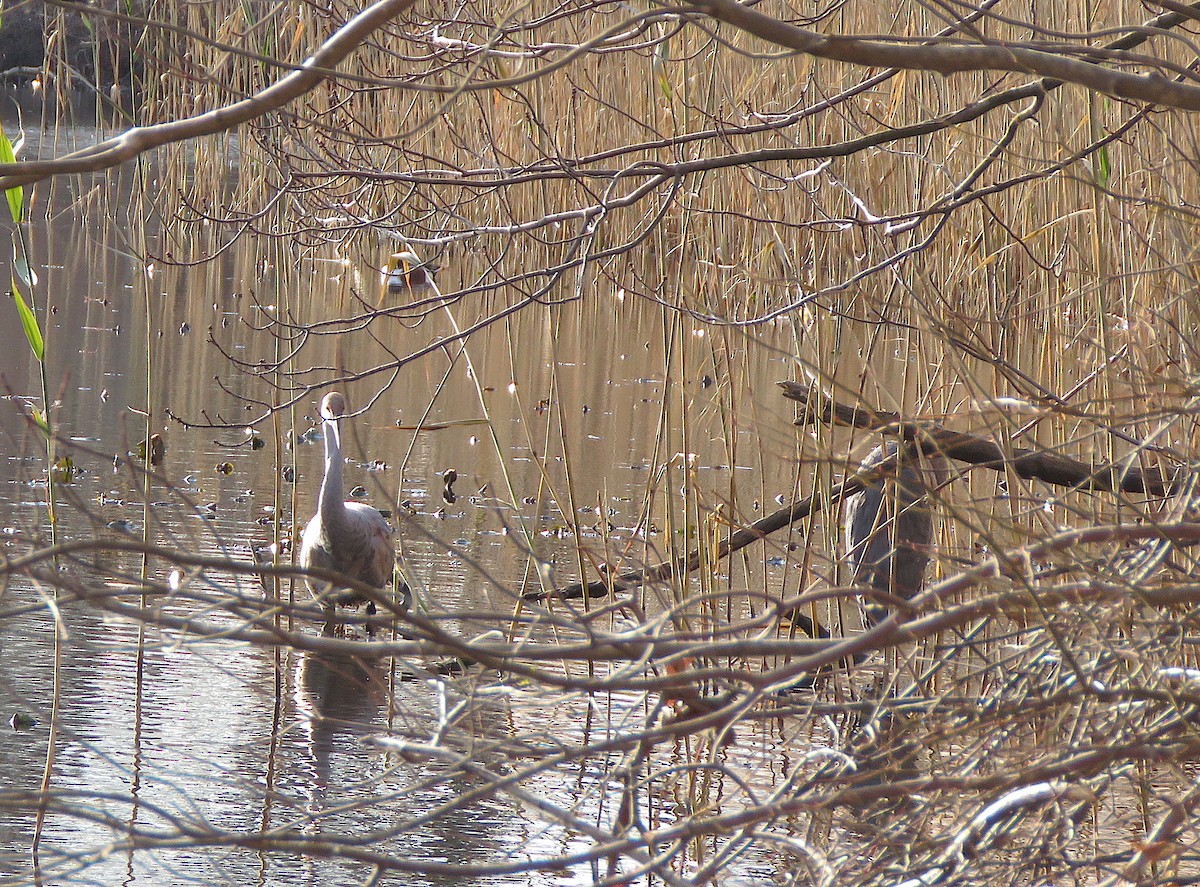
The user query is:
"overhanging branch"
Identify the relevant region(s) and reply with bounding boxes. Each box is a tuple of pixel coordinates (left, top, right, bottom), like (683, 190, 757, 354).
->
(684, 0, 1200, 110)
(0, 0, 419, 189)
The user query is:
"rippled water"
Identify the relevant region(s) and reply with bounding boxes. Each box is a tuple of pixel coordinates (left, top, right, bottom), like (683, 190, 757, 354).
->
(0, 142, 821, 885)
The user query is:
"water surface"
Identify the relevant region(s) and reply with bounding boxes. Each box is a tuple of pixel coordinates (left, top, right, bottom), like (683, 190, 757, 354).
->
(0, 158, 825, 886)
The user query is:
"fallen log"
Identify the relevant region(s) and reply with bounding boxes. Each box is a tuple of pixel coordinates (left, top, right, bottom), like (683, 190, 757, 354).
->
(528, 383, 1176, 603)
(779, 381, 1172, 497)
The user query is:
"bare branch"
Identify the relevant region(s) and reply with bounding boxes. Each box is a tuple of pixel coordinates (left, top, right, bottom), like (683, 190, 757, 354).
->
(684, 0, 1200, 109)
(0, 0, 418, 188)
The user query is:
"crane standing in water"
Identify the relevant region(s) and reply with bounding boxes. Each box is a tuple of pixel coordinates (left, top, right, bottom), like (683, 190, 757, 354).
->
(845, 442, 950, 626)
(300, 392, 397, 616)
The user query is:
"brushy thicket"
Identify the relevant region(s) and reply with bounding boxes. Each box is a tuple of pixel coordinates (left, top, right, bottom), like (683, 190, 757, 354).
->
(11, 0, 1200, 883)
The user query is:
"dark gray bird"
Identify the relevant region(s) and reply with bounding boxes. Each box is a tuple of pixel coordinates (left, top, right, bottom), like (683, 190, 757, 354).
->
(845, 442, 950, 626)
(300, 392, 396, 614)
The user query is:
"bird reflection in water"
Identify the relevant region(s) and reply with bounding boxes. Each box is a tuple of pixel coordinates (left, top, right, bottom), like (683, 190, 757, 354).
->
(293, 649, 387, 812)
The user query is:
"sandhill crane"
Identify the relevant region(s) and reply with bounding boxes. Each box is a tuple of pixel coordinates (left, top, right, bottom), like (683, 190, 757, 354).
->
(299, 392, 397, 616)
(845, 442, 949, 626)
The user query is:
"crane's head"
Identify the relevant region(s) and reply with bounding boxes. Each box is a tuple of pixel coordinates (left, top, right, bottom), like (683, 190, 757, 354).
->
(320, 392, 347, 421)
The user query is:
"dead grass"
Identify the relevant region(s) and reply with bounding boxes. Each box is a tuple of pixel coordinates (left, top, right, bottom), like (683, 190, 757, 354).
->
(23, 0, 1200, 882)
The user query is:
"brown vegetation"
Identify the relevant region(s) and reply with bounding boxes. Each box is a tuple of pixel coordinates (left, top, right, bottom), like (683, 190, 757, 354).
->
(6, 0, 1200, 883)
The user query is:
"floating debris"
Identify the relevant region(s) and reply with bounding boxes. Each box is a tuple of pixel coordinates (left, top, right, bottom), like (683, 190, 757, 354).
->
(50, 456, 77, 484)
(215, 461, 234, 475)
(136, 433, 165, 466)
(215, 429, 265, 451)
(394, 418, 489, 432)
(287, 426, 323, 449)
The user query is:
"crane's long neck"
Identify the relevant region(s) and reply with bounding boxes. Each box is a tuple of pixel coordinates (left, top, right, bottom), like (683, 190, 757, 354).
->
(319, 417, 346, 526)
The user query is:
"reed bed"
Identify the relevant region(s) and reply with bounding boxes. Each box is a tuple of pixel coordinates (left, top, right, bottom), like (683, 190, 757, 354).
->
(7, 0, 1200, 883)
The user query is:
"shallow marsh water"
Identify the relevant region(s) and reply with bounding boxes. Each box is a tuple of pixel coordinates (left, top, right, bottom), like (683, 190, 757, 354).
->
(0, 5, 1195, 876)
(0, 149, 840, 885)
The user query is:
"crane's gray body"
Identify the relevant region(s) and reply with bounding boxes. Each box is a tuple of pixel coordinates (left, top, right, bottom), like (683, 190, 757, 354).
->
(301, 502, 394, 595)
(845, 442, 948, 626)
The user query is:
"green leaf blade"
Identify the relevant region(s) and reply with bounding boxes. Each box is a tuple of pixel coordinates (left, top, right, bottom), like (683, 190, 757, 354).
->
(0, 130, 23, 224)
(11, 282, 44, 361)
(1096, 145, 1111, 189)
(13, 249, 37, 287)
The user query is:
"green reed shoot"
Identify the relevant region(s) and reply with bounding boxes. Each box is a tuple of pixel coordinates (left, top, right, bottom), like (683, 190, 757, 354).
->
(1, 128, 57, 532)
